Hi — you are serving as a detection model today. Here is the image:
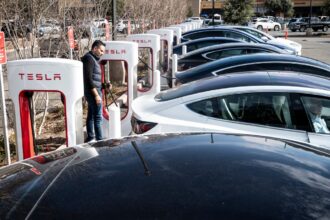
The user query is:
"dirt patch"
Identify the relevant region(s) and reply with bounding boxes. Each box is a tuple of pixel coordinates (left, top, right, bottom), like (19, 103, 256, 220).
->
(0, 86, 128, 167)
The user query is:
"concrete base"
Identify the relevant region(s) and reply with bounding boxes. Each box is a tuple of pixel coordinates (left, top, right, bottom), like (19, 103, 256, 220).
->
(306, 28, 313, 36)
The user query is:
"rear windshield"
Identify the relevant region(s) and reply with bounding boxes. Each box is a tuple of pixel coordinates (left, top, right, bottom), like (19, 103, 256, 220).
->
(155, 83, 198, 101)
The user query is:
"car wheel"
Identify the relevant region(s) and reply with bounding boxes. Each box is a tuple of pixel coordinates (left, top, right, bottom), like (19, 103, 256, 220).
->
(274, 25, 280, 31)
(257, 25, 263, 30)
(323, 26, 329, 32)
(299, 26, 306, 32)
(291, 29, 296, 32)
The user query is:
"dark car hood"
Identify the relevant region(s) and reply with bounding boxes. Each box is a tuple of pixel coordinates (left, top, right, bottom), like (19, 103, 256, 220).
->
(1, 133, 330, 219)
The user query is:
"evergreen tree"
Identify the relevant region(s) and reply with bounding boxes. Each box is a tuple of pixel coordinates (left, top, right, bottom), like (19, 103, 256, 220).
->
(322, 0, 330, 16)
(264, 0, 294, 17)
(223, 0, 255, 24)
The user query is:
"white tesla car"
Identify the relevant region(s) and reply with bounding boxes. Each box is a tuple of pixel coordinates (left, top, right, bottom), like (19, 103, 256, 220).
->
(132, 71, 330, 149)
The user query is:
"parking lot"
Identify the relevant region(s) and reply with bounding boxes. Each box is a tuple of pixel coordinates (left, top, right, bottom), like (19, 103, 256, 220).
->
(269, 30, 330, 63)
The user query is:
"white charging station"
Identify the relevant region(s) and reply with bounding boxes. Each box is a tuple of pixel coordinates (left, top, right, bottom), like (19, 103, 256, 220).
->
(99, 41, 138, 137)
(148, 29, 173, 74)
(165, 27, 182, 46)
(126, 34, 161, 97)
(7, 58, 84, 160)
(170, 24, 188, 33)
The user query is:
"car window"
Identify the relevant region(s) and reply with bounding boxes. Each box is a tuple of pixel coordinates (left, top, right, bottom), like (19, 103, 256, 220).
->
(205, 49, 246, 60)
(187, 44, 198, 52)
(301, 96, 330, 134)
(216, 63, 330, 77)
(224, 32, 254, 42)
(247, 49, 272, 54)
(185, 31, 225, 40)
(188, 93, 298, 129)
(196, 41, 218, 49)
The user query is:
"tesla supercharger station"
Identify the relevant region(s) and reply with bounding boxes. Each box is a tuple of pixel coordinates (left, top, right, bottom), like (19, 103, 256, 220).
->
(165, 27, 182, 46)
(7, 58, 84, 161)
(171, 24, 188, 33)
(147, 29, 173, 88)
(99, 41, 138, 137)
(126, 34, 161, 97)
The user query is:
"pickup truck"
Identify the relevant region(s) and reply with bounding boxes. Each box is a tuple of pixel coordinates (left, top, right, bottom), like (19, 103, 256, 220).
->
(288, 17, 329, 32)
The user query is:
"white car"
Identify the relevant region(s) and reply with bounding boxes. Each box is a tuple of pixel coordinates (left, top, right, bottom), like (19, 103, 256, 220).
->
(132, 71, 330, 150)
(249, 18, 281, 31)
(231, 26, 302, 55)
(93, 18, 108, 28)
(38, 24, 61, 36)
(116, 19, 140, 34)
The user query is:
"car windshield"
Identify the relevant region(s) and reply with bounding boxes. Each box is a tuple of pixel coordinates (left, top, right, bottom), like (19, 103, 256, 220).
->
(238, 28, 273, 41)
(155, 82, 198, 101)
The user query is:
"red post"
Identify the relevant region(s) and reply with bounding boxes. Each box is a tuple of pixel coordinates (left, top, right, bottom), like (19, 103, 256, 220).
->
(285, 29, 288, 39)
(127, 19, 131, 35)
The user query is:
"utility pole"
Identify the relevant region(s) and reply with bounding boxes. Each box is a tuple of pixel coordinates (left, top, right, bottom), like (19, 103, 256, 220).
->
(112, 0, 117, 40)
(212, 0, 215, 24)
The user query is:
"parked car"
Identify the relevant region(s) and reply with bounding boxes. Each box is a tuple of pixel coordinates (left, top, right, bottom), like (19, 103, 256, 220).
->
(37, 23, 61, 37)
(177, 42, 289, 71)
(2, 132, 330, 219)
(202, 19, 224, 26)
(180, 27, 299, 55)
(248, 18, 281, 31)
(116, 19, 140, 34)
(230, 26, 302, 55)
(173, 37, 243, 56)
(132, 71, 330, 149)
(288, 17, 329, 32)
(175, 53, 330, 84)
(92, 18, 108, 28)
(185, 16, 204, 25)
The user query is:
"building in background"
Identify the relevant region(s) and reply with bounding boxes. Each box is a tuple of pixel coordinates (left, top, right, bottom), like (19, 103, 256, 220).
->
(188, 0, 326, 18)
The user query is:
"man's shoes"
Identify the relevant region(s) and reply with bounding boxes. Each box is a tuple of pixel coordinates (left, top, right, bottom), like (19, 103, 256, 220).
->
(85, 138, 96, 143)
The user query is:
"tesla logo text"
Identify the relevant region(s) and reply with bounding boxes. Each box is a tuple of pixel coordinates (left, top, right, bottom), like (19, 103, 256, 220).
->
(105, 49, 126, 54)
(19, 73, 62, 80)
(133, 39, 151, 44)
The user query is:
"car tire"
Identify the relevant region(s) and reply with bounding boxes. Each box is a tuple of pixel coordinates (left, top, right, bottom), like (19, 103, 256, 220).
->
(291, 29, 296, 32)
(274, 25, 280, 31)
(299, 26, 306, 32)
(323, 26, 329, 32)
(257, 25, 263, 30)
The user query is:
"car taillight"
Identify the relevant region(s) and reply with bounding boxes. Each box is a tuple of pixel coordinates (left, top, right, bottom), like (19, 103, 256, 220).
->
(131, 116, 157, 134)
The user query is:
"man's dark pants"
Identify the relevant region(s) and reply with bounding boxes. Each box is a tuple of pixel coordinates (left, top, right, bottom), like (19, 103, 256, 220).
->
(85, 89, 103, 141)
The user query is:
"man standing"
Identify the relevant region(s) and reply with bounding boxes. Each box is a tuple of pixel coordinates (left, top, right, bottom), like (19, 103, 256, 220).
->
(82, 40, 106, 142)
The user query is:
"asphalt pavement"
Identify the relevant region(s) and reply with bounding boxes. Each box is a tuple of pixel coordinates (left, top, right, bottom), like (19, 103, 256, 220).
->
(270, 29, 330, 63)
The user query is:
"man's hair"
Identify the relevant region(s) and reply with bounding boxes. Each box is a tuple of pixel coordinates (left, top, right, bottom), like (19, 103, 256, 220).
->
(91, 40, 105, 50)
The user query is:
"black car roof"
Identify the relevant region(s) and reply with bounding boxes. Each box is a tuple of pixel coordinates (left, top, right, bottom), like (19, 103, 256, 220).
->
(181, 27, 263, 43)
(176, 53, 330, 83)
(173, 37, 242, 48)
(1, 132, 330, 219)
(179, 42, 286, 59)
(158, 71, 330, 101)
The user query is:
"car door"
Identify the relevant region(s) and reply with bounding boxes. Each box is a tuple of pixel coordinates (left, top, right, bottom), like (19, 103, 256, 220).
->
(187, 92, 310, 142)
(299, 94, 330, 149)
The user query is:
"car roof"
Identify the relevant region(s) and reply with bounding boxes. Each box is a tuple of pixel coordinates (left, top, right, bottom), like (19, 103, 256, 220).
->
(1, 132, 330, 218)
(176, 53, 330, 82)
(181, 27, 263, 42)
(158, 71, 330, 101)
(173, 37, 242, 48)
(179, 42, 286, 59)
